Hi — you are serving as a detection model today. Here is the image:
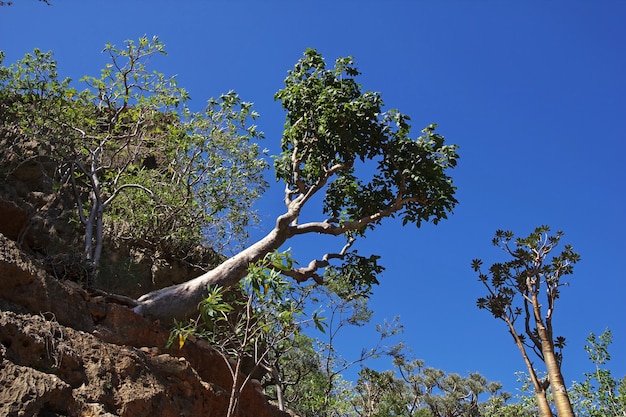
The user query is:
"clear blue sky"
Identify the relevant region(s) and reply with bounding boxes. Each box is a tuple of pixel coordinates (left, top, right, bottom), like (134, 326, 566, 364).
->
(2, 1, 625, 395)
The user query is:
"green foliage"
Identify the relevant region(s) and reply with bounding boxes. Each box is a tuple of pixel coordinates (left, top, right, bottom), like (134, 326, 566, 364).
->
(271, 281, 403, 417)
(353, 367, 409, 416)
(243, 48, 459, 301)
(323, 251, 384, 299)
(198, 285, 234, 326)
(0, 36, 268, 277)
(353, 346, 512, 417)
(188, 251, 308, 351)
(481, 395, 536, 417)
(472, 225, 580, 363)
(109, 88, 268, 255)
(270, 333, 355, 417)
(169, 251, 316, 417)
(183, 272, 402, 417)
(571, 330, 626, 416)
(274, 48, 458, 232)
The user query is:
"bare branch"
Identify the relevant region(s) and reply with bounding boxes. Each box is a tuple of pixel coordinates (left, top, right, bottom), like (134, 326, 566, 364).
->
(294, 195, 425, 237)
(102, 183, 153, 208)
(280, 237, 355, 284)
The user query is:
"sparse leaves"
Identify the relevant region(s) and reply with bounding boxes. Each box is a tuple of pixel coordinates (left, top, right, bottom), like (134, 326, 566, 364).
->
(1, 36, 268, 280)
(473, 226, 579, 329)
(571, 330, 626, 417)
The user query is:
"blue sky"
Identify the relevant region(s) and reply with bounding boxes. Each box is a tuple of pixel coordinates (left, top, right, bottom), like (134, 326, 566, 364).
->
(2, 1, 625, 395)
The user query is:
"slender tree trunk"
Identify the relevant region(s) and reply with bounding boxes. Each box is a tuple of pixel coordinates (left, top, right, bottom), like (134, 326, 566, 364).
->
(530, 287, 574, 417)
(83, 190, 96, 264)
(531, 372, 554, 417)
(538, 324, 574, 417)
(93, 205, 104, 271)
(544, 349, 573, 417)
(505, 317, 554, 417)
(226, 358, 243, 417)
(270, 365, 285, 411)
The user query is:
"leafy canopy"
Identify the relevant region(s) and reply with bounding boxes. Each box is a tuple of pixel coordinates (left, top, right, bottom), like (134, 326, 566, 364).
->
(274, 48, 458, 233)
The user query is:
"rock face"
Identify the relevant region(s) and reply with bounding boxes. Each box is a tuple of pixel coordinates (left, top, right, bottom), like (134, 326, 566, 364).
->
(0, 154, 223, 299)
(0, 121, 289, 416)
(0, 234, 288, 417)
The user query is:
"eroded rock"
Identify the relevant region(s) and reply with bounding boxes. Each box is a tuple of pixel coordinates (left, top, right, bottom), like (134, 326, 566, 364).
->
(0, 232, 288, 416)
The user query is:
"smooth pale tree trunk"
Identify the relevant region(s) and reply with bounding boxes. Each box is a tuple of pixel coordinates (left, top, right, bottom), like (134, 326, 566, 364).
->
(270, 366, 285, 411)
(544, 346, 574, 417)
(518, 264, 574, 417)
(506, 316, 554, 417)
(528, 368, 554, 417)
(134, 171, 364, 323)
(134, 208, 298, 323)
(535, 309, 575, 417)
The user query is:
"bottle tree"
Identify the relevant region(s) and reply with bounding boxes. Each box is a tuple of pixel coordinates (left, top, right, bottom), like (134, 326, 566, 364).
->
(472, 226, 579, 417)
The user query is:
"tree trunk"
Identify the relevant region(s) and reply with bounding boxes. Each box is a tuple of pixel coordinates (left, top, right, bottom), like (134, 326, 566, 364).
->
(226, 358, 243, 417)
(531, 288, 574, 417)
(506, 317, 554, 417)
(534, 382, 554, 417)
(270, 365, 285, 411)
(134, 210, 297, 323)
(539, 326, 574, 417)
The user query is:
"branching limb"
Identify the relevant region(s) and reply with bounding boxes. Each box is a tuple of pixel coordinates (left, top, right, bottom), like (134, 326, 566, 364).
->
(280, 237, 356, 284)
(294, 195, 425, 237)
(102, 183, 154, 208)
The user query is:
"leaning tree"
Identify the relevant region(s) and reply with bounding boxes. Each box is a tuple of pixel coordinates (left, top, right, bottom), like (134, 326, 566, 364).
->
(1, 38, 459, 324)
(133, 47, 459, 323)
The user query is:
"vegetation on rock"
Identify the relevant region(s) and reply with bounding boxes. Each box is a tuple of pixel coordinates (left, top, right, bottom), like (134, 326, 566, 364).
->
(0, 38, 267, 282)
(1, 37, 623, 417)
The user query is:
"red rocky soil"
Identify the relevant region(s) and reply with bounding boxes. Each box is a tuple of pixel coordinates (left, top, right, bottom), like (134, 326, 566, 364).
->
(0, 233, 289, 417)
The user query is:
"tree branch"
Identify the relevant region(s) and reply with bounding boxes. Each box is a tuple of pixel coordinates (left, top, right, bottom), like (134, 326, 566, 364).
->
(293, 195, 425, 236)
(280, 237, 356, 284)
(102, 183, 154, 208)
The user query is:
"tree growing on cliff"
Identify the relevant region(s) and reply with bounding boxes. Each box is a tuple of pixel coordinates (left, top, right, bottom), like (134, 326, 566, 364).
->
(134, 47, 459, 323)
(0, 38, 267, 278)
(169, 251, 319, 417)
(2, 39, 459, 323)
(471, 226, 579, 417)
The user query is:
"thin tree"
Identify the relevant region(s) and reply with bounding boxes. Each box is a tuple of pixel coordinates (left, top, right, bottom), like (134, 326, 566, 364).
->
(169, 251, 316, 417)
(571, 329, 626, 417)
(0, 38, 267, 279)
(471, 226, 579, 417)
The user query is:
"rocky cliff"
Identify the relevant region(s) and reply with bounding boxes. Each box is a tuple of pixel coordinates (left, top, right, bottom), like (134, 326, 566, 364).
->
(0, 232, 289, 417)
(0, 149, 289, 416)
